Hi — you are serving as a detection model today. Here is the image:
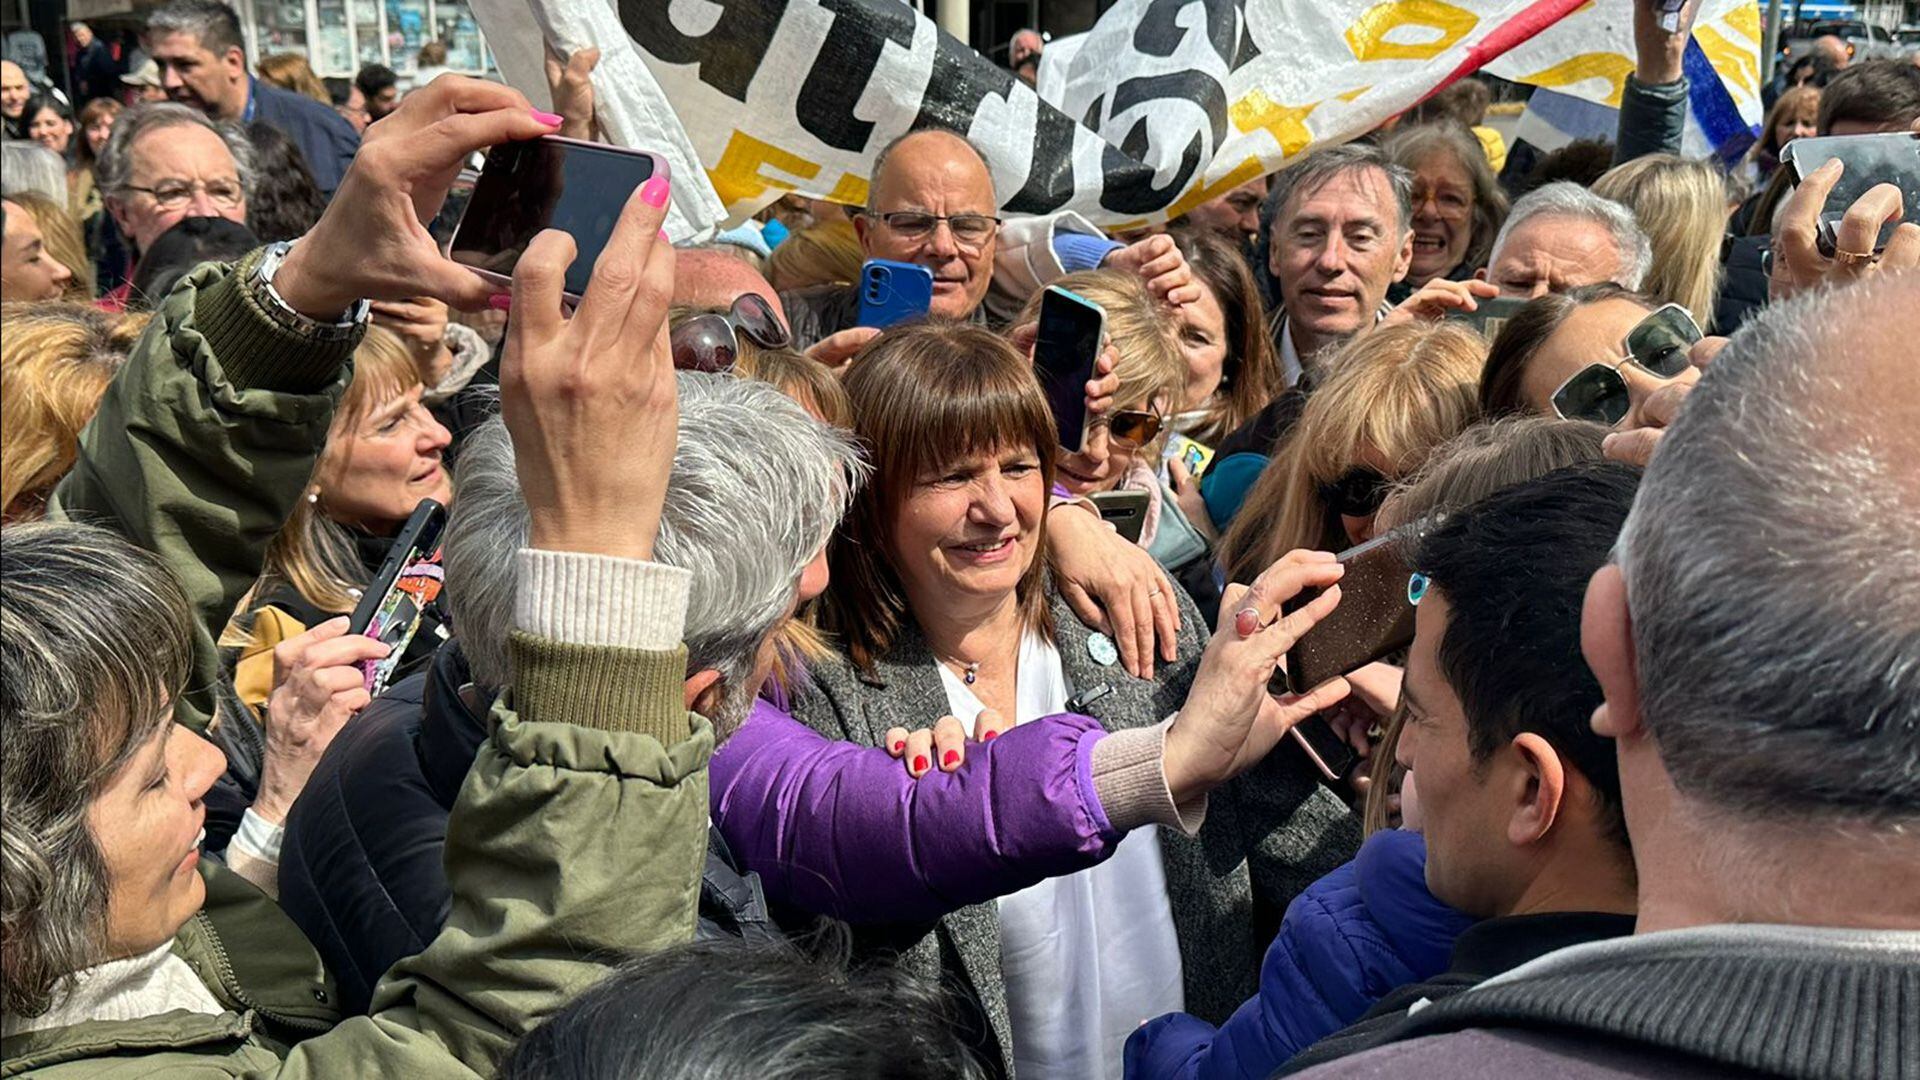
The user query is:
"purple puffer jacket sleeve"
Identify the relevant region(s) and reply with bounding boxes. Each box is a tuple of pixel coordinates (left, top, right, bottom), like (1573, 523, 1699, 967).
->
(711, 697, 1123, 924)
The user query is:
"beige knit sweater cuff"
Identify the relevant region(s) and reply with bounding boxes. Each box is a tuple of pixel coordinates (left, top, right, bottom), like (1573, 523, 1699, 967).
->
(1089, 718, 1208, 837)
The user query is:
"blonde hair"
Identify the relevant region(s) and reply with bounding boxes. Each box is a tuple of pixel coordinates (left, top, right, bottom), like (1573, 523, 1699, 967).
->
(256, 52, 330, 104)
(1220, 322, 1486, 584)
(249, 327, 422, 616)
(735, 344, 853, 429)
(1015, 269, 1186, 462)
(5, 192, 94, 301)
(0, 303, 148, 520)
(1592, 154, 1725, 332)
(765, 220, 864, 291)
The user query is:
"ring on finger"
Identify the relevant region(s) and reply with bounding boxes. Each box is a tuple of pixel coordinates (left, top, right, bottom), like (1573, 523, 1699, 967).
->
(1833, 247, 1876, 268)
(1233, 606, 1263, 638)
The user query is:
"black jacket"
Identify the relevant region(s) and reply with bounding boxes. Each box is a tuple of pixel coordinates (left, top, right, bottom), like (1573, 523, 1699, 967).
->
(1280, 911, 1635, 1074)
(778, 282, 863, 352)
(279, 642, 782, 1015)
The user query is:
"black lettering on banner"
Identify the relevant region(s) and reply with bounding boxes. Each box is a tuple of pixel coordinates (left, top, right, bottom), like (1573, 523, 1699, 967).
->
(619, 0, 787, 103)
(912, 22, 1020, 136)
(1099, 119, 1205, 215)
(1134, 0, 1238, 65)
(1002, 104, 1080, 216)
(798, 0, 915, 152)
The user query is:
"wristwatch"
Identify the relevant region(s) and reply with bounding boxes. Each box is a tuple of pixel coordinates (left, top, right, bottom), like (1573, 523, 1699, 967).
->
(251, 240, 371, 341)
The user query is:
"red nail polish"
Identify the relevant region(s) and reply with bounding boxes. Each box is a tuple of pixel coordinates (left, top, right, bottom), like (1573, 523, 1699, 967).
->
(487, 293, 512, 311)
(891, 740, 905, 753)
(531, 108, 563, 126)
(912, 755, 929, 773)
(983, 729, 999, 742)
(640, 176, 671, 208)
(942, 749, 959, 768)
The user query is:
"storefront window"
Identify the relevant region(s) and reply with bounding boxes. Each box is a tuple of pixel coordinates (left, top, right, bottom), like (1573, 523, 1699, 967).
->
(254, 0, 310, 54)
(248, 0, 490, 77)
(352, 0, 384, 68)
(315, 0, 352, 75)
(387, 0, 429, 73)
(433, 0, 486, 72)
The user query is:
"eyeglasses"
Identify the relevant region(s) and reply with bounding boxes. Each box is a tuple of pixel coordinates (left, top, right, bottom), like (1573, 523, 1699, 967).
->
(1410, 182, 1472, 221)
(669, 293, 791, 374)
(1549, 303, 1702, 426)
(866, 210, 1002, 248)
(1107, 409, 1164, 448)
(123, 178, 245, 210)
(1318, 467, 1391, 518)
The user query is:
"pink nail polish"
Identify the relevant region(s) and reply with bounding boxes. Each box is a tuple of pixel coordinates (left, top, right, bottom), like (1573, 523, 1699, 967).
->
(658, 228, 670, 243)
(640, 176, 670, 208)
(487, 293, 512, 311)
(531, 108, 563, 126)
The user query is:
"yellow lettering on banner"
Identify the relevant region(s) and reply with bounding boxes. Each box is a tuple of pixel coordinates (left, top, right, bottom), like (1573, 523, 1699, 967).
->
(1694, 25, 1759, 98)
(1164, 156, 1267, 221)
(1344, 0, 1479, 63)
(824, 173, 870, 207)
(1517, 52, 1635, 107)
(1724, 2, 1761, 43)
(1338, 86, 1372, 103)
(1231, 92, 1321, 160)
(708, 130, 822, 210)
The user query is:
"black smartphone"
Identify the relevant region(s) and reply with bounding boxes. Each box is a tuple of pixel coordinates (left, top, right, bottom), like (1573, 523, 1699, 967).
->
(449, 136, 670, 298)
(1444, 296, 1530, 342)
(348, 499, 448, 697)
(1033, 286, 1106, 451)
(1271, 523, 1424, 697)
(1089, 489, 1151, 545)
(1781, 132, 1920, 256)
(1288, 716, 1363, 785)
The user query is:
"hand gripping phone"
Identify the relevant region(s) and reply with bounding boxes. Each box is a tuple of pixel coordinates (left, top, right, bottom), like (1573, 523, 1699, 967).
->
(449, 135, 671, 299)
(1273, 523, 1425, 697)
(856, 258, 934, 328)
(348, 499, 448, 697)
(1781, 132, 1920, 257)
(1033, 286, 1106, 451)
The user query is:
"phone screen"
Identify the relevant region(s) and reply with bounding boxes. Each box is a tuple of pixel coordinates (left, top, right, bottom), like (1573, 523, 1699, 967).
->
(1444, 296, 1530, 342)
(1033, 287, 1105, 451)
(450, 138, 659, 296)
(1273, 525, 1422, 696)
(1783, 132, 1920, 254)
(348, 500, 447, 697)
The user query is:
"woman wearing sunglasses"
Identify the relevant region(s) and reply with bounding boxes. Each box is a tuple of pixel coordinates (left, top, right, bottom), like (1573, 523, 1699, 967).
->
(1011, 271, 1202, 573)
(793, 321, 1355, 1080)
(1220, 322, 1485, 586)
(1478, 284, 1702, 427)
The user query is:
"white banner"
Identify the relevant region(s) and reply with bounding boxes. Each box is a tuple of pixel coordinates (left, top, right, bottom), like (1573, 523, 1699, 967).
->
(469, 0, 1761, 238)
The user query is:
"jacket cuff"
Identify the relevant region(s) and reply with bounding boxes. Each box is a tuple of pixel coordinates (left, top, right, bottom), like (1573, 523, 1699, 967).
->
(1055, 231, 1125, 273)
(1089, 719, 1206, 836)
(189, 247, 362, 394)
(507, 633, 692, 742)
(514, 549, 692, 652)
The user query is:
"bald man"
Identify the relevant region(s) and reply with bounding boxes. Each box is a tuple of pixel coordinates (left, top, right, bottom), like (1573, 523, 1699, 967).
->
(1, 60, 29, 141)
(675, 247, 788, 325)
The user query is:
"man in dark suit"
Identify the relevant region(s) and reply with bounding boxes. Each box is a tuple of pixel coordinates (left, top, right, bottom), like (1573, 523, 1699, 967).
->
(145, 0, 359, 195)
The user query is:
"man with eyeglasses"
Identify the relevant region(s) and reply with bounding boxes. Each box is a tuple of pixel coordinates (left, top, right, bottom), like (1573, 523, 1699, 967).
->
(97, 102, 253, 311)
(146, 0, 359, 195)
(781, 128, 1197, 352)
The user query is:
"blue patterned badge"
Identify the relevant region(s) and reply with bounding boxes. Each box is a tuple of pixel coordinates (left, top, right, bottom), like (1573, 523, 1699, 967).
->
(1087, 632, 1119, 667)
(1407, 572, 1431, 606)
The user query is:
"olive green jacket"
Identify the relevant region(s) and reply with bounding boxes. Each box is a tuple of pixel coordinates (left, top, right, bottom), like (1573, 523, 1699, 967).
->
(9, 255, 710, 1075)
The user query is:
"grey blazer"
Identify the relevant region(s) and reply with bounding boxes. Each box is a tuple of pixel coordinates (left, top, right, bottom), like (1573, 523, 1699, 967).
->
(790, 581, 1361, 1075)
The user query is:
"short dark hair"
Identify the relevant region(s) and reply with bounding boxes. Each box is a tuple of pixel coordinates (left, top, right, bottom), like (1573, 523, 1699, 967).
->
(498, 937, 987, 1080)
(1817, 60, 1920, 134)
(355, 63, 398, 99)
(323, 75, 353, 107)
(129, 215, 259, 309)
(1412, 462, 1640, 851)
(147, 0, 245, 58)
(242, 120, 326, 243)
(1479, 283, 1651, 416)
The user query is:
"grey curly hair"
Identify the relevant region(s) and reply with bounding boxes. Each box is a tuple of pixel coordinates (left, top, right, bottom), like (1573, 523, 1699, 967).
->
(94, 102, 256, 203)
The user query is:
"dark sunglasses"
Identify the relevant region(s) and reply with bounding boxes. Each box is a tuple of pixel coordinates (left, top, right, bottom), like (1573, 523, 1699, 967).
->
(669, 293, 791, 374)
(1549, 303, 1702, 426)
(1107, 409, 1165, 448)
(1318, 467, 1391, 518)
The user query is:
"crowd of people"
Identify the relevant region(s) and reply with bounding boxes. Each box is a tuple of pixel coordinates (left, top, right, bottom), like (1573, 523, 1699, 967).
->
(2, 0, 1916, 1077)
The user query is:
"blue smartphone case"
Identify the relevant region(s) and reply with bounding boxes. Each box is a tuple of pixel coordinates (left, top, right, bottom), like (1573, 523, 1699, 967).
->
(857, 259, 935, 328)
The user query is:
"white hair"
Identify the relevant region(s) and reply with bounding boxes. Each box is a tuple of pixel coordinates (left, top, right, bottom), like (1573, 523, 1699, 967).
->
(1614, 273, 1920, 830)
(1489, 182, 1652, 291)
(442, 374, 867, 739)
(94, 102, 255, 202)
(0, 143, 68, 205)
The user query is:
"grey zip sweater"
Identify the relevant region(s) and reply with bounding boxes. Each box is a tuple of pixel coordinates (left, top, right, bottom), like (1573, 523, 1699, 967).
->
(1290, 924, 1920, 1080)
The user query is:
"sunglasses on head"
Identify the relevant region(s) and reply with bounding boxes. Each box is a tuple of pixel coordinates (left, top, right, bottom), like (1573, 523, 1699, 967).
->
(1106, 409, 1165, 448)
(1318, 467, 1391, 518)
(669, 293, 791, 374)
(1549, 303, 1702, 426)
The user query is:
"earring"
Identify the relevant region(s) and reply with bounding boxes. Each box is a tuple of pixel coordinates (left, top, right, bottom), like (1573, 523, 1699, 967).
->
(307, 490, 320, 505)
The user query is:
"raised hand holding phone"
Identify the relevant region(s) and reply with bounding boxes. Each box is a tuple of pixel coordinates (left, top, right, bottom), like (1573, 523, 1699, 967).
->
(274, 76, 563, 317)
(501, 169, 678, 562)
